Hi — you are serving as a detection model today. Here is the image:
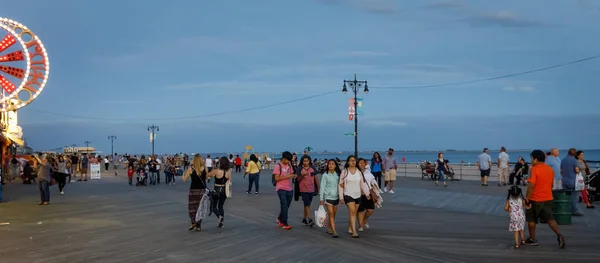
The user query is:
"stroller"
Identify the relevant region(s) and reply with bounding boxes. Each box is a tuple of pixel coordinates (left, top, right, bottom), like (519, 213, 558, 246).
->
(585, 170, 600, 202)
(136, 167, 148, 186)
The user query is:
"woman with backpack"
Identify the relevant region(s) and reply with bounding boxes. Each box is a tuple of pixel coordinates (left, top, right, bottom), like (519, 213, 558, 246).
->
(338, 155, 370, 238)
(273, 151, 297, 230)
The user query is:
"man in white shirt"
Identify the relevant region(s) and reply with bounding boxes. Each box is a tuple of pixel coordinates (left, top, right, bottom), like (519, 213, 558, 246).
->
(476, 148, 493, 186)
(206, 155, 213, 172)
(497, 147, 509, 186)
(155, 155, 162, 184)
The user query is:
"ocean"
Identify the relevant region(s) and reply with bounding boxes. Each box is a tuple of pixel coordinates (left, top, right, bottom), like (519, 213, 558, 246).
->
(206, 149, 600, 165)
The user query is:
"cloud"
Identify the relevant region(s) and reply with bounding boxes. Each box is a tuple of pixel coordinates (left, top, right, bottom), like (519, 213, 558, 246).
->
(328, 50, 391, 58)
(423, 1, 550, 28)
(366, 120, 408, 127)
(502, 86, 536, 92)
(319, 0, 400, 14)
(578, 0, 600, 13)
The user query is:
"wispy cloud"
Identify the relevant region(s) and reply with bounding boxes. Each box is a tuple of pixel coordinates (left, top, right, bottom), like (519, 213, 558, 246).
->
(366, 120, 408, 127)
(502, 86, 536, 92)
(319, 0, 400, 14)
(423, 1, 550, 28)
(328, 50, 391, 58)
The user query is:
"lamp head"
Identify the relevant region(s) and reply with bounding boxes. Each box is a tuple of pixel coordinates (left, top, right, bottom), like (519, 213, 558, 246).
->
(342, 83, 348, 94)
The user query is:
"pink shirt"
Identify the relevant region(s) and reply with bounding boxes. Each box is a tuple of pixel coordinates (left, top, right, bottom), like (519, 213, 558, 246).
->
(298, 166, 316, 193)
(273, 164, 293, 191)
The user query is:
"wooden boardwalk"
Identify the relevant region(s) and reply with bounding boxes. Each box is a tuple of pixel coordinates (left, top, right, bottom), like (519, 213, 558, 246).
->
(1, 170, 599, 263)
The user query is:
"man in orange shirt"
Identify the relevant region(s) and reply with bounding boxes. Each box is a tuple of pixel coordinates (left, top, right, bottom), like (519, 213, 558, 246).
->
(524, 149, 565, 248)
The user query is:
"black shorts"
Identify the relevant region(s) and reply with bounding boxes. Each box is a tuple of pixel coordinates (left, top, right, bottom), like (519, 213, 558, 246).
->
(325, 199, 339, 206)
(358, 195, 374, 212)
(480, 169, 490, 177)
(343, 195, 361, 204)
(301, 192, 314, 206)
(525, 201, 554, 223)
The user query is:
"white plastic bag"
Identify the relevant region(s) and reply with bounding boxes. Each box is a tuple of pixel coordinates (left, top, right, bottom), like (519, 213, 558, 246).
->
(225, 181, 232, 198)
(314, 205, 328, 228)
(575, 172, 585, 191)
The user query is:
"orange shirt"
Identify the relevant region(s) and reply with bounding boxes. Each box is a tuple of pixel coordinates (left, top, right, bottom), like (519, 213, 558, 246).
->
(528, 163, 554, 202)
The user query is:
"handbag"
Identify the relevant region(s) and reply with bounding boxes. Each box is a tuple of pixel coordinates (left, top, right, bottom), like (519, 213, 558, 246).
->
(575, 172, 585, 191)
(225, 181, 232, 198)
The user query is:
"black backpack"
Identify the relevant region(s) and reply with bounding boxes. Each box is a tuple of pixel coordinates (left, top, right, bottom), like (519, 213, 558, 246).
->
(272, 164, 290, 186)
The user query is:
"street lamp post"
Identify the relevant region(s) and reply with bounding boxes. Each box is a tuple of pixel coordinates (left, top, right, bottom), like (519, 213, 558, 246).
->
(108, 135, 117, 156)
(84, 141, 91, 154)
(148, 125, 159, 156)
(343, 74, 369, 158)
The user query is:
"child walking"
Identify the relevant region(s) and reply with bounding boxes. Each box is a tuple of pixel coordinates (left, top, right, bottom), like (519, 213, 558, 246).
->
(296, 155, 319, 226)
(504, 185, 531, 248)
(319, 159, 341, 237)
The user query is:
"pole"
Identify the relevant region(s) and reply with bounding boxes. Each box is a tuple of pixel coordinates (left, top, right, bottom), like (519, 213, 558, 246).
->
(353, 74, 358, 158)
(108, 135, 117, 156)
(84, 141, 91, 154)
(148, 125, 159, 156)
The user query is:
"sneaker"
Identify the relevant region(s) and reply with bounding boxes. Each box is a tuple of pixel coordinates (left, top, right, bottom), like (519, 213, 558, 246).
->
(557, 235, 566, 249)
(389, 190, 395, 194)
(60, 191, 64, 195)
(365, 223, 370, 229)
(308, 219, 314, 226)
(276, 218, 284, 227)
(358, 227, 364, 232)
(525, 238, 538, 246)
(246, 191, 251, 195)
(302, 218, 308, 225)
(379, 189, 383, 194)
(282, 225, 291, 230)
(384, 187, 388, 193)
(255, 192, 259, 195)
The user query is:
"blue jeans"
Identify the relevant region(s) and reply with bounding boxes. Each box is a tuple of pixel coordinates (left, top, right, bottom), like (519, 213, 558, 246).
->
(149, 171, 157, 184)
(248, 173, 260, 193)
(437, 170, 445, 182)
(39, 180, 50, 202)
(277, 190, 293, 225)
(563, 185, 582, 214)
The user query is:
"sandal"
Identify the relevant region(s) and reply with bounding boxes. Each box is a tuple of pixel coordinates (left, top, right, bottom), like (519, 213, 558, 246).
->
(195, 227, 201, 231)
(327, 230, 333, 235)
(189, 225, 196, 231)
(332, 232, 339, 238)
(513, 245, 519, 249)
(351, 234, 359, 238)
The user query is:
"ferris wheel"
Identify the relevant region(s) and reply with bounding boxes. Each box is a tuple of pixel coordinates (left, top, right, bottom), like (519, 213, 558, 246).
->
(0, 17, 50, 112)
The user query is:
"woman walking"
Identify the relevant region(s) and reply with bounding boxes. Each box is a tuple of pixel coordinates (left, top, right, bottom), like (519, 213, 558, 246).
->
(296, 155, 319, 226)
(319, 159, 341, 237)
(576, 151, 594, 209)
(183, 154, 207, 231)
(357, 158, 377, 232)
(338, 155, 370, 238)
(243, 154, 261, 195)
(207, 157, 231, 228)
(55, 155, 69, 195)
(371, 152, 383, 190)
(434, 152, 449, 187)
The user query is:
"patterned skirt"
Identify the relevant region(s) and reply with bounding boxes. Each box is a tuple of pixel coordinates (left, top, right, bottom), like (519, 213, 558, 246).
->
(188, 189, 206, 224)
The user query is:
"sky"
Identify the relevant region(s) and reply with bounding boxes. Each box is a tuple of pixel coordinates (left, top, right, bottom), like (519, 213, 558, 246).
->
(2, 0, 600, 154)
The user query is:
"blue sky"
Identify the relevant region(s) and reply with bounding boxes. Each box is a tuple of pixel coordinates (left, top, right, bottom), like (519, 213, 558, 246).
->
(2, 0, 600, 154)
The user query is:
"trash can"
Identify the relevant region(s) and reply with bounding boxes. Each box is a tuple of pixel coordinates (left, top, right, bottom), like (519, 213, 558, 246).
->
(552, 190, 572, 225)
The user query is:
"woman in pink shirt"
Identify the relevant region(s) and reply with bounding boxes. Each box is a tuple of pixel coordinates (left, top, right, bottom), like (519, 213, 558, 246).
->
(296, 155, 320, 226)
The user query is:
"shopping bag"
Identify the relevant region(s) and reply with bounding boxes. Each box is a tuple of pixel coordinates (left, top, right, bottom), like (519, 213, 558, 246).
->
(314, 205, 328, 228)
(225, 181, 232, 198)
(575, 172, 585, 191)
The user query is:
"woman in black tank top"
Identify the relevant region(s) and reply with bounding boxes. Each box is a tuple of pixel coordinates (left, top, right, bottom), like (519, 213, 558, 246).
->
(207, 156, 231, 228)
(183, 154, 207, 231)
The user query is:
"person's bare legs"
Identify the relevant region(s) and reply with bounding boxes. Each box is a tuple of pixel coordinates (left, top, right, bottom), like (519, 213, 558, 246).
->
(346, 202, 359, 236)
(388, 181, 394, 192)
(326, 204, 338, 236)
(513, 231, 520, 247)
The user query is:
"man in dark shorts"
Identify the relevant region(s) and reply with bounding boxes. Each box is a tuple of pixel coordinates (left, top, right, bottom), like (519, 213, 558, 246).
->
(524, 149, 565, 248)
(477, 148, 492, 186)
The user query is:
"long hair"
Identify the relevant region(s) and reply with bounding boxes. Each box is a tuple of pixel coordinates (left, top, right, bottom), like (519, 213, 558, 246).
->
(300, 155, 312, 167)
(218, 157, 230, 170)
(326, 159, 341, 175)
(507, 185, 525, 201)
(344, 155, 356, 169)
(249, 154, 258, 163)
(192, 154, 204, 173)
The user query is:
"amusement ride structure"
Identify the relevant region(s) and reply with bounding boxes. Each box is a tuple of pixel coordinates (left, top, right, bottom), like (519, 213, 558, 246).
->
(0, 17, 50, 154)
